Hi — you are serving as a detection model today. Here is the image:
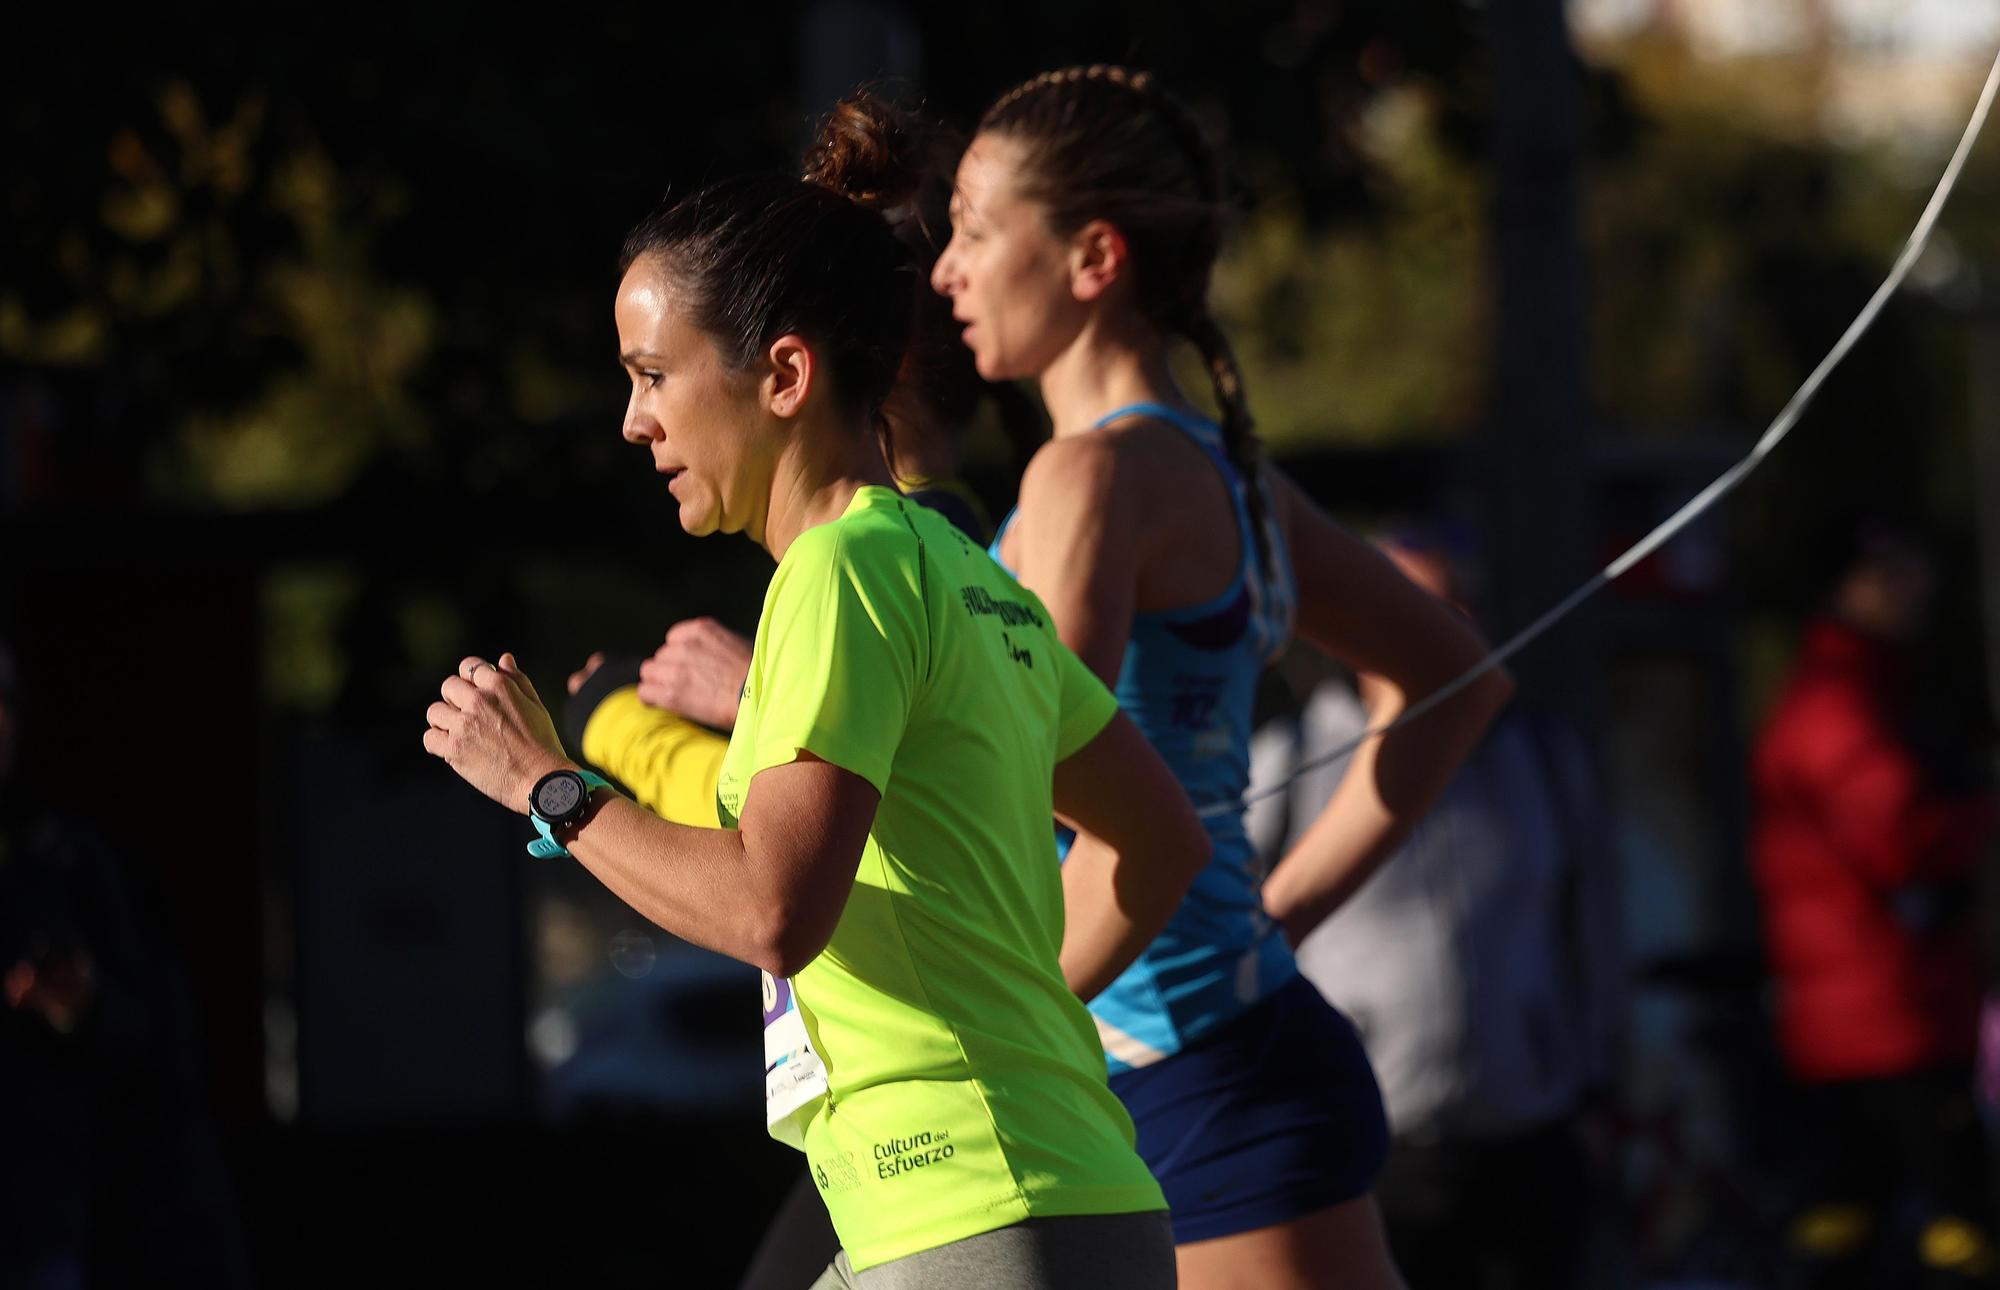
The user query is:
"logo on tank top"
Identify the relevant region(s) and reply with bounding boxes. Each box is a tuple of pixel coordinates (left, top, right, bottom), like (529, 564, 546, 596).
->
(1168, 675, 1224, 732)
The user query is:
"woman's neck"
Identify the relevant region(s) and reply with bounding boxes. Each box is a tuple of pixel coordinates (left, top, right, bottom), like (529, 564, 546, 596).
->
(889, 425, 958, 484)
(1037, 310, 1191, 439)
(761, 415, 896, 561)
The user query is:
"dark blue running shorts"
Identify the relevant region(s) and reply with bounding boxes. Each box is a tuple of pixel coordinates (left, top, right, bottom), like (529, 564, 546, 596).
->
(1107, 973, 1389, 1245)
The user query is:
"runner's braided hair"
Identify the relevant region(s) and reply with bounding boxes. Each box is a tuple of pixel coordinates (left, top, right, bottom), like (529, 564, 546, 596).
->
(980, 65, 1271, 569)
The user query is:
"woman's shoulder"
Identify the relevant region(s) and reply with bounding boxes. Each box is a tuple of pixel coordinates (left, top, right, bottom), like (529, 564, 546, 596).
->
(793, 501, 918, 566)
(1089, 405, 1214, 454)
(1018, 418, 1188, 512)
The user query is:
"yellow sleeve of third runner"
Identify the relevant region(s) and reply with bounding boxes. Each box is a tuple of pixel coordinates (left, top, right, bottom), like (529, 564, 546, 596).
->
(579, 686, 724, 828)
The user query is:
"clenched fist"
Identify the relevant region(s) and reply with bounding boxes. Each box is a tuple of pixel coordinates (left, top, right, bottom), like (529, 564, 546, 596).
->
(424, 652, 573, 811)
(637, 617, 752, 730)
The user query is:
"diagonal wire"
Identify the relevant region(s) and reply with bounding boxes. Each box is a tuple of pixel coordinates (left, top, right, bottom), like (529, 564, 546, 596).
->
(1210, 46, 2000, 821)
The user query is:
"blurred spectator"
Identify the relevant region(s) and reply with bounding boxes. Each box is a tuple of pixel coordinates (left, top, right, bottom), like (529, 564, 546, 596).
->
(1248, 527, 1620, 1290)
(1751, 522, 1998, 1289)
(0, 639, 251, 1290)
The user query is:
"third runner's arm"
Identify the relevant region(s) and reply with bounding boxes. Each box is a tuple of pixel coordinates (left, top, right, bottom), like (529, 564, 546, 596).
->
(563, 617, 753, 828)
(1258, 471, 1513, 944)
(577, 683, 726, 826)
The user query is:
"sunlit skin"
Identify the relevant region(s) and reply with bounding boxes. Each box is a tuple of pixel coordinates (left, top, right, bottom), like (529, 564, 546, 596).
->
(613, 253, 890, 557)
(930, 122, 1514, 1290)
(1380, 543, 1466, 615)
(422, 171, 1222, 1278)
(423, 244, 1208, 997)
(930, 136, 1077, 382)
(931, 132, 1245, 624)
(573, 244, 981, 715)
(427, 255, 896, 831)
(932, 134, 1179, 420)
(422, 256, 904, 980)
(617, 262, 772, 545)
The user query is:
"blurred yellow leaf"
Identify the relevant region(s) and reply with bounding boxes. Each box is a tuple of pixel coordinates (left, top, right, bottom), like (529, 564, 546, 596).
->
(160, 80, 207, 149)
(103, 180, 178, 242)
(0, 297, 109, 365)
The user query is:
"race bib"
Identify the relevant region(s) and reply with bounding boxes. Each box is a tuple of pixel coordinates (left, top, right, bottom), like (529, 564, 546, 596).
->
(762, 970, 828, 1148)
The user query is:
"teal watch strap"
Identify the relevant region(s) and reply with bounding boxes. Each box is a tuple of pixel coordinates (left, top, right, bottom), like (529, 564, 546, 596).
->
(527, 770, 613, 859)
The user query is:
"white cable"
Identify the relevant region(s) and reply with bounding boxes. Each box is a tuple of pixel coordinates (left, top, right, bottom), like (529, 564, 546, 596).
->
(1210, 46, 2000, 821)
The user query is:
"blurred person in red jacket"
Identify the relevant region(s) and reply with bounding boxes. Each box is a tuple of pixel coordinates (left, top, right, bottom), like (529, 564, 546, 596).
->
(1752, 520, 1998, 1290)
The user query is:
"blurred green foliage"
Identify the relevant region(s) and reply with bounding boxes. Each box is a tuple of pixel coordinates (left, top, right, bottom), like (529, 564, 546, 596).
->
(1213, 84, 1486, 447)
(5, 5, 1996, 724)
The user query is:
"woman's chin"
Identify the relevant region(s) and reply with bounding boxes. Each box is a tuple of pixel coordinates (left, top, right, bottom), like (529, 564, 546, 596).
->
(973, 350, 1015, 382)
(674, 502, 718, 538)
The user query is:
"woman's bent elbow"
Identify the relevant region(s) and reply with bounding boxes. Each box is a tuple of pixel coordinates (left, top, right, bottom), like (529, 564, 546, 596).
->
(762, 946, 820, 979)
(754, 941, 823, 981)
(749, 909, 834, 979)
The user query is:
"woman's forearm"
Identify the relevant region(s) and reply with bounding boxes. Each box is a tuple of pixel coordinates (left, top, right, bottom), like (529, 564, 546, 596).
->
(1260, 669, 1511, 944)
(562, 794, 788, 974)
(1059, 829, 1189, 1002)
(1051, 712, 1212, 1001)
(561, 755, 875, 978)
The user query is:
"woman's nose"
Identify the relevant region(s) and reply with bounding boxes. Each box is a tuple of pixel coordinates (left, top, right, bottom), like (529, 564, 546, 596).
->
(622, 410, 658, 446)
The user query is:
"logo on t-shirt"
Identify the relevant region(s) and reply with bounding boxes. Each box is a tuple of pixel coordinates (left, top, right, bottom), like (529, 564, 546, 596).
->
(959, 586, 1043, 670)
(958, 585, 1044, 629)
(813, 1150, 863, 1196)
(872, 1129, 957, 1180)
(717, 774, 743, 830)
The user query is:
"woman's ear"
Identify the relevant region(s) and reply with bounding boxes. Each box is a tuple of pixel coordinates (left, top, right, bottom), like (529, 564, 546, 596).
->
(1069, 219, 1130, 303)
(763, 334, 815, 418)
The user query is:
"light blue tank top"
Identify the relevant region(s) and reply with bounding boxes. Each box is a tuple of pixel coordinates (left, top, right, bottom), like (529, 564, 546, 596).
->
(993, 402, 1300, 1072)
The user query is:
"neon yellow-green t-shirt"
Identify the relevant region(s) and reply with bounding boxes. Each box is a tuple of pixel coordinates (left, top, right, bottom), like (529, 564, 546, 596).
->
(717, 486, 1165, 1271)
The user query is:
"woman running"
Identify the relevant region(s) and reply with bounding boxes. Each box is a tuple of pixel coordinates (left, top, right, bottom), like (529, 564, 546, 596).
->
(425, 139, 1209, 1286)
(564, 95, 1028, 832)
(558, 94, 1044, 1290)
(919, 66, 1516, 1288)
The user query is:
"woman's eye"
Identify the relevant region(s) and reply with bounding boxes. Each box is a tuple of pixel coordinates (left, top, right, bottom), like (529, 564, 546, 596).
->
(641, 371, 663, 389)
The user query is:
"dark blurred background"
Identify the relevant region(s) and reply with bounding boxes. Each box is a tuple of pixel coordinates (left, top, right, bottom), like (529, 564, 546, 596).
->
(5, 2, 2000, 1286)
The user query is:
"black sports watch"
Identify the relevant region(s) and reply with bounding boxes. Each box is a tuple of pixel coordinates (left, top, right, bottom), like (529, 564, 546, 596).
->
(527, 768, 612, 858)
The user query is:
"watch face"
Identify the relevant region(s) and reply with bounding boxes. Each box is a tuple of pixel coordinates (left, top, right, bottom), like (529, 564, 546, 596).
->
(534, 773, 585, 820)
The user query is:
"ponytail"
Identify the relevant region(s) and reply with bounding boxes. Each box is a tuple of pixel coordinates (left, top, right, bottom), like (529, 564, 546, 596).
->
(1183, 310, 1272, 574)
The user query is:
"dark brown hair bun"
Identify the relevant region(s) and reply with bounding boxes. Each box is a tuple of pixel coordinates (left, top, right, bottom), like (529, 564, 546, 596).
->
(802, 89, 948, 215)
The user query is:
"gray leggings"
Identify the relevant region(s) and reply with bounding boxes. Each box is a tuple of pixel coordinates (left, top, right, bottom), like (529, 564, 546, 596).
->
(809, 1211, 1176, 1289)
